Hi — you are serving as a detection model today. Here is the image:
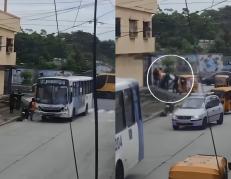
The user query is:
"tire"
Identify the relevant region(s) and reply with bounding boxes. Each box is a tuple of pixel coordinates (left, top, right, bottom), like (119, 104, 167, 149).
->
(83, 104, 88, 116)
(72, 108, 76, 119)
(116, 161, 124, 179)
(173, 125, 179, 130)
(201, 117, 208, 130)
(217, 113, 224, 125)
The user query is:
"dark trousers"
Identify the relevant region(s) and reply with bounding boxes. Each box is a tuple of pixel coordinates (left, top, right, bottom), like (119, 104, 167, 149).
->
(10, 103, 14, 113)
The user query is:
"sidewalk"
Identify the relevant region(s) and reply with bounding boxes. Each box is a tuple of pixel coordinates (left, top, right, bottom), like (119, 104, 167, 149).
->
(0, 96, 21, 126)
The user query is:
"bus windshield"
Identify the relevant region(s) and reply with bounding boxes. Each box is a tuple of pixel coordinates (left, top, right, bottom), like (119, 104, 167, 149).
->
(37, 85, 68, 105)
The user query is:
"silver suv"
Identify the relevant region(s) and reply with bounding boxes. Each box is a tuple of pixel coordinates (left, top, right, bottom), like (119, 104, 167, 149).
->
(172, 94, 224, 130)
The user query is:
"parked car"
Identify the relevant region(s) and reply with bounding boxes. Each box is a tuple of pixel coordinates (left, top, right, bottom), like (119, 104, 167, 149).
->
(201, 71, 231, 85)
(172, 94, 224, 130)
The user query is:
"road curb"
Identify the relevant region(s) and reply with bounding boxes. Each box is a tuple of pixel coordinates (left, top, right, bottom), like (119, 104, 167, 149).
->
(143, 103, 182, 123)
(143, 110, 164, 123)
(0, 115, 21, 127)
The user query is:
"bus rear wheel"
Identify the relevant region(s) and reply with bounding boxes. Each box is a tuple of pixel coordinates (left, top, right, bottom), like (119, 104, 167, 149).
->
(116, 161, 124, 179)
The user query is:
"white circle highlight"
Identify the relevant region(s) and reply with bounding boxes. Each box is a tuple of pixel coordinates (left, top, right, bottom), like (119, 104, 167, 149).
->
(146, 55, 195, 104)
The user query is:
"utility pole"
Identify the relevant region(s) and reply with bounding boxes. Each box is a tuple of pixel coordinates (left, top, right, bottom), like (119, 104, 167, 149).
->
(4, 0, 7, 12)
(93, 0, 98, 179)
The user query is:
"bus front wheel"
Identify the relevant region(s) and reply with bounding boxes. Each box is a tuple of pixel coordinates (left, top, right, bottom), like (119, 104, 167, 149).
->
(116, 161, 124, 179)
(72, 108, 76, 119)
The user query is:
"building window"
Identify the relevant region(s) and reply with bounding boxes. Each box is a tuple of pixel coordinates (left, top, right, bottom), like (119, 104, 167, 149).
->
(6, 38, 13, 53)
(129, 19, 138, 39)
(143, 21, 151, 39)
(116, 18, 121, 37)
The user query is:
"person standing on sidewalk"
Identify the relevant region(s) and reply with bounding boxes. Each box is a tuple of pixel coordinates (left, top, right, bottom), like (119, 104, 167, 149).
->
(28, 98, 36, 121)
(153, 68, 160, 86)
(9, 91, 16, 113)
(16, 90, 23, 110)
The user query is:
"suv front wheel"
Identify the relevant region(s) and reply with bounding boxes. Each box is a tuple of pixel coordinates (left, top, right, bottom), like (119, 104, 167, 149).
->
(201, 117, 208, 130)
(217, 113, 224, 125)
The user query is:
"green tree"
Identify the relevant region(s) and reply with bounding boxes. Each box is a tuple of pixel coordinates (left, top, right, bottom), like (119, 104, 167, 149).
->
(21, 71, 33, 85)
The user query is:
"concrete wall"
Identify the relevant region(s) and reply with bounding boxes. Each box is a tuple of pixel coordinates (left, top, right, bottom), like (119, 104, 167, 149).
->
(116, 55, 144, 86)
(0, 71, 4, 95)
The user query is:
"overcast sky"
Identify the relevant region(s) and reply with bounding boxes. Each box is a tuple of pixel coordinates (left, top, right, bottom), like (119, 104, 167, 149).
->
(0, 0, 115, 40)
(1, 0, 230, 40)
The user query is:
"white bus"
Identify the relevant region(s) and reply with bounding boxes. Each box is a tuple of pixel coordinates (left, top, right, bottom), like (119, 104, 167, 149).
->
(36, 76, 93, 119)
(115, 78, 144, 179)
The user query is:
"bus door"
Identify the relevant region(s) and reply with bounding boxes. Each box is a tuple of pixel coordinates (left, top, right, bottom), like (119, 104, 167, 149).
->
(123, 88, 139, 169)
(75, 81, 85, 113)
(132, 85, 144, 161)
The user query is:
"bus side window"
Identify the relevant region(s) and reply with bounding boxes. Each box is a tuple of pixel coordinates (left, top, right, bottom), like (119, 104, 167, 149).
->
(124, 89, 135, 127)
(116, 92, 126, 133)
(79, 82, 83, 95)
(73, 82, 76, 97)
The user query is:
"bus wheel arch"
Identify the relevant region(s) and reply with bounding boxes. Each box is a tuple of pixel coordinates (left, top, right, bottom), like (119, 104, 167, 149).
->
(116, 159, 124, 179)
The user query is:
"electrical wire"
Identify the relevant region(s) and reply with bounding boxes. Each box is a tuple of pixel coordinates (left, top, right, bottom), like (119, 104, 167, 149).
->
(52, 0, 79, 178)
(72, 0, 83, 26)
(58, 9, 114, 33)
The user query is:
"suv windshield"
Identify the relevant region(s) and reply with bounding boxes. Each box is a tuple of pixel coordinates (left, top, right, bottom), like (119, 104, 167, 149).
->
(181, 98, 204, 109)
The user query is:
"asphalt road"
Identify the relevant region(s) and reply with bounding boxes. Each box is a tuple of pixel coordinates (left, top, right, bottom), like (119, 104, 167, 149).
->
(0, 110, 114, 179)
(126, 113, 231, 179)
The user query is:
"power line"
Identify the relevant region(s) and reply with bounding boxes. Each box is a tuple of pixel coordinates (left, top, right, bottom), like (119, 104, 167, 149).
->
(97, 29, 114, 36)
(6, 1, 82, 5)
(194, 0, 229, 13)
(73, 0, 83, 26)
(58, 9, 114, 33)
(0, 2, 98, 21)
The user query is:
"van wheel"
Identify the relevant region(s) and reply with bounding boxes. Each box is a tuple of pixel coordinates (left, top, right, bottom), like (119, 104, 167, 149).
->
(217, 113, 223, 125)
(201, 117, 207, 130)
(116, 161, 124, 179)
(84, 104, 88, 116)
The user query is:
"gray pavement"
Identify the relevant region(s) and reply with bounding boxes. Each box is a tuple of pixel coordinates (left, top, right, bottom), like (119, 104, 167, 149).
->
(0, 110, 114, 179)
(126, 113, 231, 179)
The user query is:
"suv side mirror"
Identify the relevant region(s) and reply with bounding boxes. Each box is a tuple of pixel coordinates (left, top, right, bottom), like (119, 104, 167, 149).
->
(205, 103, 210, 109)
